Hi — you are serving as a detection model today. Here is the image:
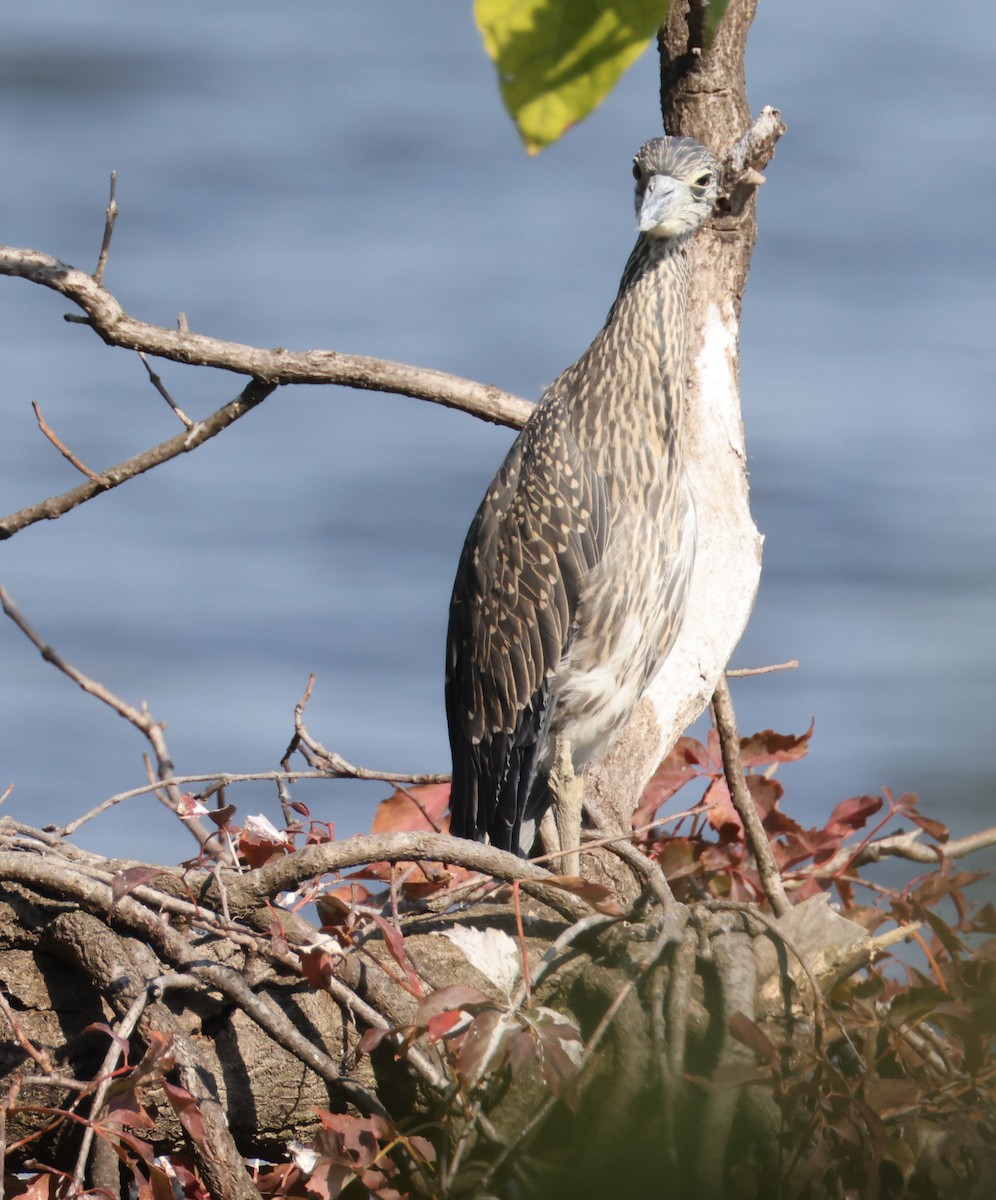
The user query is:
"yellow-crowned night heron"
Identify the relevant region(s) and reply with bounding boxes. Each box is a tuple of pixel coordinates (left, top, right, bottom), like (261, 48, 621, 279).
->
(446, 136, 720, 869)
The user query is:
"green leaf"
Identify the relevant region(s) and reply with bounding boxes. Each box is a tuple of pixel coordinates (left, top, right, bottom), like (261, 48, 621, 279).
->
(475, 0, 671, 154)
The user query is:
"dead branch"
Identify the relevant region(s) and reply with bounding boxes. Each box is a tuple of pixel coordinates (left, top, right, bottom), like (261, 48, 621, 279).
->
(0, 245, 531, 428)
(0, 378, 275, 540)
(92, 170, 118, 287)
(804, 822, 996, 877)
(30, 401, 105, 482)
(0, 582, 222, 855)
(60, 766, 449, 839)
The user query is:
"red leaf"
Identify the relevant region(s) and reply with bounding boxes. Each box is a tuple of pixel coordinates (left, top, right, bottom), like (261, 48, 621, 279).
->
(300, 948, 337, 990)
(728, 1011, 778, 1065)
(703, 778, 742, 841)
(84, 1021, 132, 1057)
(823, 794, 882, 839)
(532, 1015, 583, 1111)
(356, 1026, 393, 1057)
(909, 811, 949, 842)
(504, 1027, 537, 1077)
(455, 1008, 505, 1088)
(206, 804, 237, 829)
(427, 1009, 465, 1041)
(654, 837, 701, 880)
(10, 1174, 52, 1200)
(111, 866, 169, 907)
(634, 736, 711, 822)
(407, 1134, 437, 1165)
(413, 985, 494, 1026)
(268, 916, 290, 957)
(738, 723, 814, 768)
(301, 1160, 352, 1200)
(104, 1088, 155, 1130)
(537, 1031, 582, 1110)
(238, 815, 290, 868)
(370, 915, 424, 997)
(316, 885, 369, 928)
(372, 783, 451, 834)
(109, 1127, 157, 1167)
(162, 1080, 206, 1147)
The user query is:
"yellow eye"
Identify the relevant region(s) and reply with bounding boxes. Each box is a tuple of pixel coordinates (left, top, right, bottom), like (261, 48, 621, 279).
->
(692, 172, 713, 189)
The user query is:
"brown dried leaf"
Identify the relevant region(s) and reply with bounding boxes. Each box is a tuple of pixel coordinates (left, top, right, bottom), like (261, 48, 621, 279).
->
(544, 875, 624, 914)
(739, 722, 814, 767)
(372, 783, 451, 834)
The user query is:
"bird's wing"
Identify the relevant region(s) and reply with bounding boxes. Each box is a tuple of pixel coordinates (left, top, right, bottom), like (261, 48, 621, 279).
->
(446, 393, 610, 850)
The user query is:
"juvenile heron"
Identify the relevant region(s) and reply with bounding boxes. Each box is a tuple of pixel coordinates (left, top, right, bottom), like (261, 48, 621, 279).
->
(446, 136, 719, 869)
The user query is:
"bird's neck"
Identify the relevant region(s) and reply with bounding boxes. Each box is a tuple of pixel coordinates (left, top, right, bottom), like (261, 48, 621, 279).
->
(567, 234, 691, 461)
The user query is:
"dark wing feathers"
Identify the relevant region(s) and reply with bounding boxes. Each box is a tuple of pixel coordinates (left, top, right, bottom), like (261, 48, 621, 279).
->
(446, 393, 611, 850)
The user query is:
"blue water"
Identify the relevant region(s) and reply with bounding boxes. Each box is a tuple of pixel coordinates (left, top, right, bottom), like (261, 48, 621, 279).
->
(1, 1, 994, 889)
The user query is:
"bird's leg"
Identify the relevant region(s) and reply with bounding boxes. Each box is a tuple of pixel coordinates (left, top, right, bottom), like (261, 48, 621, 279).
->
(549, 732, 583, 876)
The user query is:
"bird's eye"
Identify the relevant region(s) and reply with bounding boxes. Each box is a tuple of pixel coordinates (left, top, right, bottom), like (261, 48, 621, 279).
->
(692, 172, 713, 189)
(632, 159, 642, 181)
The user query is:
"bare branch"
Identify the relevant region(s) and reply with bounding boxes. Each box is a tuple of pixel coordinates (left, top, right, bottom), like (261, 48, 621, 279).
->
(60, 766, 447, 838)
(282, 675, 449, 787)
(805, 823, 996, 879)
(241, 831, 590, 923)
(0, 378, 275, 540)
(0, 245, 532, 427)
(0, 581, 222, 855)
(726, 659, 799, 677)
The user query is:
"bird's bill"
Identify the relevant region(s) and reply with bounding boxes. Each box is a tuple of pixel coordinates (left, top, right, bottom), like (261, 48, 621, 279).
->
(638, 175, 683, 235)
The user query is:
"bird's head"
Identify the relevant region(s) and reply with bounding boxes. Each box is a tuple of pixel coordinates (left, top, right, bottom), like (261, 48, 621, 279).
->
(633, 136, 720, 240)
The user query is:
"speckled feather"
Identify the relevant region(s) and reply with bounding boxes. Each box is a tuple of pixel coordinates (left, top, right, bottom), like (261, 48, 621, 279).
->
(446, 137, 720, 853)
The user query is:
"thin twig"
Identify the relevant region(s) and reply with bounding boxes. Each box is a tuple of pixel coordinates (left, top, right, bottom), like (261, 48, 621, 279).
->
(0, 581, 224, 857)
(726, 659, 799, 678)
(1, 378, 275, 540)
(392, 784, 446, 833)
(0, 989, 52, 1074)
(138, 350, 193, 426)
(92, 171, 118, 286)
(59, 769, 349, 837)
(711, 676, 790, 917)
(283, 674, 449, 785)
(30, 401, 105, 482)
(73, 978, 156, 1190)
